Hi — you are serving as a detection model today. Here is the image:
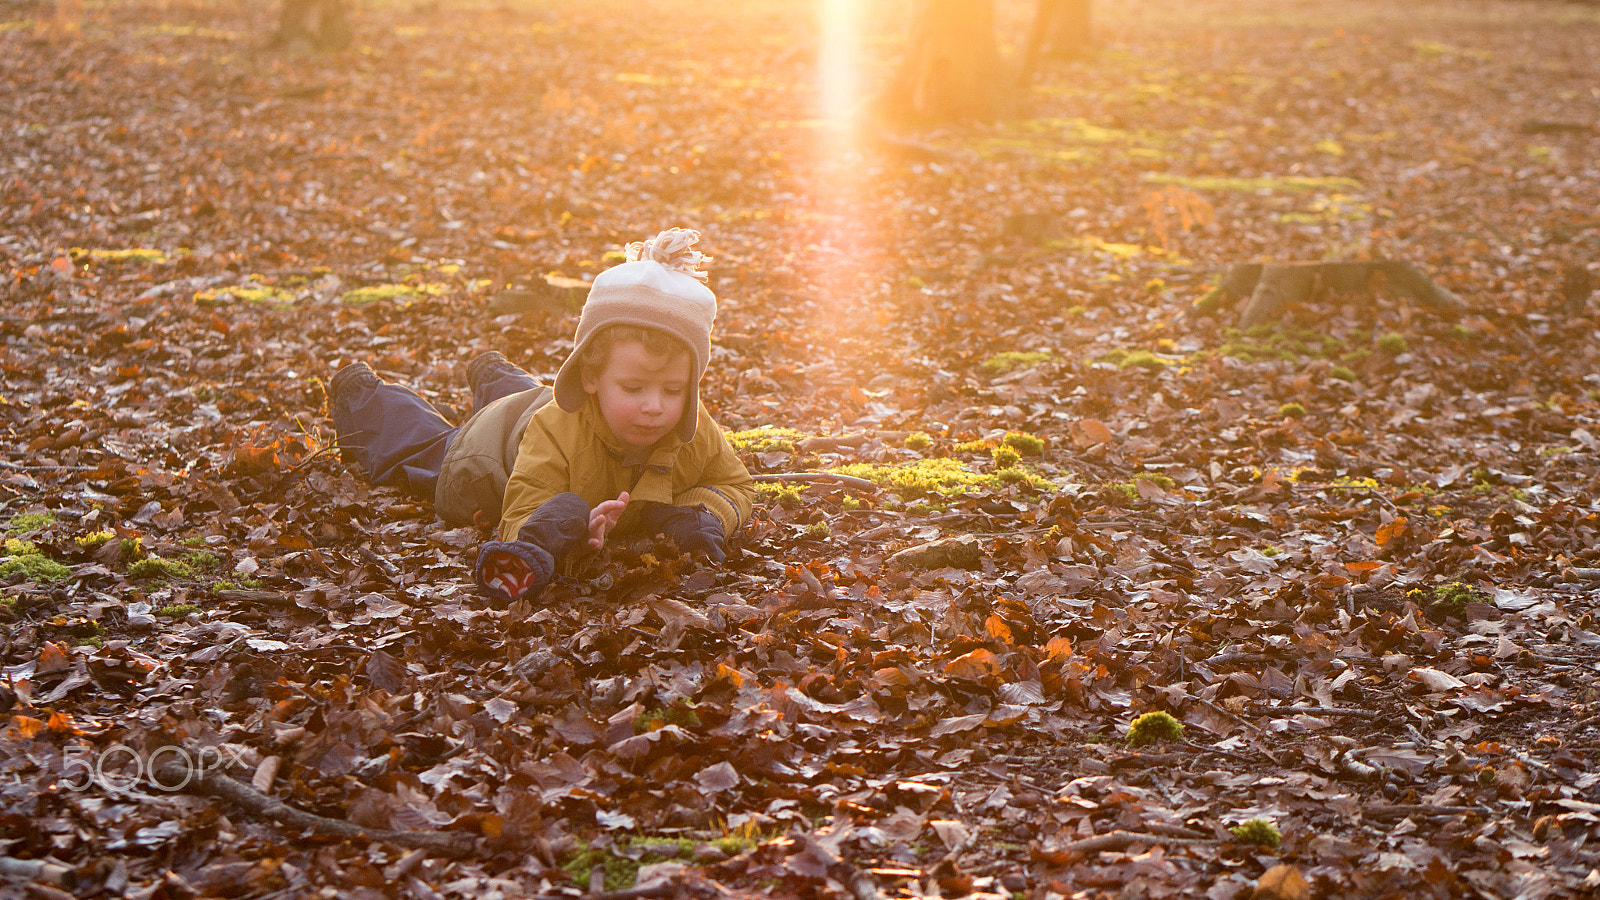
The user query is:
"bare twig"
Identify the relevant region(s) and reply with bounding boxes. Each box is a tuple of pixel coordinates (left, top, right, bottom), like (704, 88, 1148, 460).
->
(153, 762, 475, 856)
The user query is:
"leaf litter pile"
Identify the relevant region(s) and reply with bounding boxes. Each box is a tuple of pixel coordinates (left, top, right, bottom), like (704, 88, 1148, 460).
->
(4, 0, 1600, 897)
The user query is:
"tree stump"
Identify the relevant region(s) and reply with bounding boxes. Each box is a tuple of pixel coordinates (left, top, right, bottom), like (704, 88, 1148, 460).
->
(1204, 260, 1463, 329)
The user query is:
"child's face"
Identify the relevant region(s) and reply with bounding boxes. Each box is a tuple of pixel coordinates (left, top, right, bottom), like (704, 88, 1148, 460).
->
(581, 338, 692, 453)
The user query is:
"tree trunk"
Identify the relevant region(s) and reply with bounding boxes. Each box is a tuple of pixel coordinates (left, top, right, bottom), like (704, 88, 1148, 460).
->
(1048, 0, 1092, 57)
(882, 0, 1005, 123)
(1020, 0, 1091, 87)
(269, 0, 351, 51)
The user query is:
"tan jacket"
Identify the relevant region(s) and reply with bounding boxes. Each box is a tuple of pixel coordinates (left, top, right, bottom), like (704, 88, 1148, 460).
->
(434, 386, 754, 541)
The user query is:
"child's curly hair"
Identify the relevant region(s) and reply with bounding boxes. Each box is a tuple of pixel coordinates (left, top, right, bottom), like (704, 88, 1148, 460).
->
(578, 324, 690, 380)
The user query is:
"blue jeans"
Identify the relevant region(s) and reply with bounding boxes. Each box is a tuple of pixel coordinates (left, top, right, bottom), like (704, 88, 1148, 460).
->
(331, 359, 540, 500)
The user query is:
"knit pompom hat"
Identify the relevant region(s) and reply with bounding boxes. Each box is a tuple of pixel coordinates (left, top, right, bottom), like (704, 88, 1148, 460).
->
(552, 228, 717, 443)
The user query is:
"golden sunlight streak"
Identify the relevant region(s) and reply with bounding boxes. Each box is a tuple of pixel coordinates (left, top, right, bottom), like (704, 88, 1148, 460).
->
(818, 0, 861, 123)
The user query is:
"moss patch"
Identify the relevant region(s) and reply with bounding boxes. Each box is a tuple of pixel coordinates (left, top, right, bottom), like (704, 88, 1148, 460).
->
(339, 282, 451, 306)
(1229, 818, 1282, 848)
(194, 284, 299, 308)
(725, 426, 809, 453)
(70, 247, 169, 265)
(1128, 710, 1184, 746)
(7, 512, 59, 532)
(75, 531, 115, 549)
(1142, 173, 1362, 193)
(129, 556, 193, 579)
(979, 350, 1050, 374)
(0, 554, 72, 581)
(829, 457, 1049, 497)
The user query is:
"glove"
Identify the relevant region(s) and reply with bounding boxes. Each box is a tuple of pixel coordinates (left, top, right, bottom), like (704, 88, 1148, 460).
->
(473, 540, 554, 605)
(473, 493, 590, 606)
(640, 504, 726, 563)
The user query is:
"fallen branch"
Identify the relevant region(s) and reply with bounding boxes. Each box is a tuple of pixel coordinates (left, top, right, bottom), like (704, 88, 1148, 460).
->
(1361, 804, 1477, 820)
(214, 589, 299, 608)
(0, 858, 75, 888)
(1257, 705, 1384, 720)
(153, 762, 475, 856)
(1032, 830, 1216, 862)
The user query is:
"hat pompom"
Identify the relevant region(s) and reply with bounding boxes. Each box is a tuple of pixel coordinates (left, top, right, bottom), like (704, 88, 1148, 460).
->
(626, 228, 712, 282)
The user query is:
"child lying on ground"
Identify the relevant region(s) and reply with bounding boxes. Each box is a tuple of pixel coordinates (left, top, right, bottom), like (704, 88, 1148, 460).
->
(328, 228, 755, 604)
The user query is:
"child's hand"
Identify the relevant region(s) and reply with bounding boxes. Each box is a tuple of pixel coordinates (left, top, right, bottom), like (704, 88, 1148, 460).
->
(587, 491, 629, 549)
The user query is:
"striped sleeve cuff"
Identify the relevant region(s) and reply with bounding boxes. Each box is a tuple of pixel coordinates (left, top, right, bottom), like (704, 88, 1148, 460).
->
(673, 486, 741, 534)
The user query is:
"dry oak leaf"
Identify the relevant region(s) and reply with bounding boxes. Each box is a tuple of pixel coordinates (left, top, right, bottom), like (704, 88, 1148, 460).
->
(1410, 667, 1467, 692)
(1253, 864, 1310, 900)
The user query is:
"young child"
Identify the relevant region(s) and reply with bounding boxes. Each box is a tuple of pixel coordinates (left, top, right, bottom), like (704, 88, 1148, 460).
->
(328, 228, 755, 604)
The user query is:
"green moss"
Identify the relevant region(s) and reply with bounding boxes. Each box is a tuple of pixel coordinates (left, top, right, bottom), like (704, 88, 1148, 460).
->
(185, 550, 220, 570)
(194, 284, 299, 308)
(129, 556, 193, 579)
(1279, 402, 1307, 419)
(157, 603, 200, 617)
(1229, 818, 1282, 848)
(1127, 710, 1184, 747)
(1100, 349, 1170, 370)
(1003, 432, 1045, 456)
(1142, 173, 1362, 194)
(7, 512, 58, 532)
(1425, 582, 1482, 614)
(119, 537, 143, 559)
(0, 555, 72, 581)
(839, 496, 862, 511)
(1377, 332, 1409, 354)
(904, 432, 933, 451)
(979, 350, 1050, 374)
(4, 538, 37, 556)
(757, 483, 804, 509)
(803, 522, 832, 540)
(992, 447, 1021, 469)
(339, 282, 450, 306)
(1134, 472, 1176, 489)
(562, 848, 636, 892)
(725, 425, 809, 453)
(73, 636, 105, 648)
(829, 457, 1049, 497)
(995, 468, 1031, 485)
(1104, 482, 1139, 502)
(70, 247, 168, 265)
(635, 702, 701, 734)
(75, 531, 115, 549)
(1329, 365, 1357, 381)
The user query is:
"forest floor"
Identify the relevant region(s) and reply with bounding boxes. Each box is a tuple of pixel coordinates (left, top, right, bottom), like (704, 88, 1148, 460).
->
(3, 0, 1600, 897)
